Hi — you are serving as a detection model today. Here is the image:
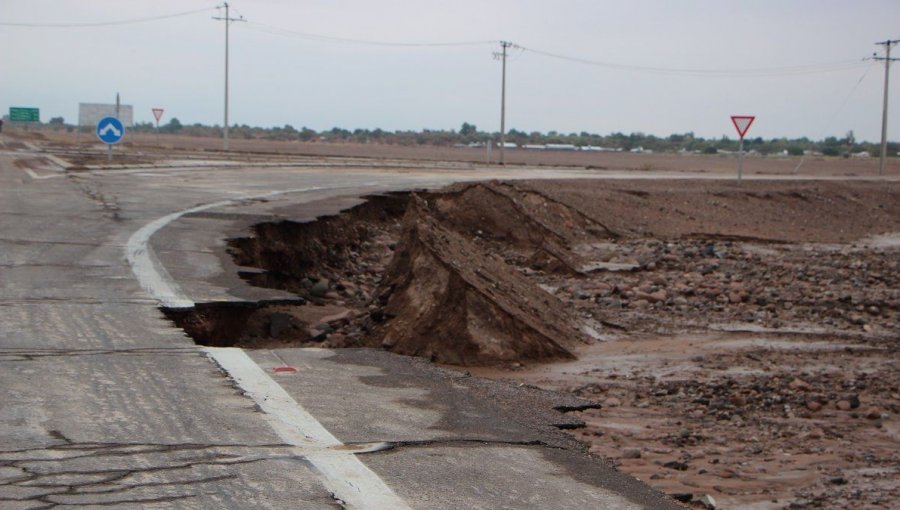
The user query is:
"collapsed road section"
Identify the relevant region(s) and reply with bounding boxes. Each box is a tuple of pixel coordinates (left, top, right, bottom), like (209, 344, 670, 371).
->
(166, 181, 619, 365)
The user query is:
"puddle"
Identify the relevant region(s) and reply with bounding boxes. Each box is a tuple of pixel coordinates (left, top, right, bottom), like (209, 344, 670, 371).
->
(862, 232, 900, 248)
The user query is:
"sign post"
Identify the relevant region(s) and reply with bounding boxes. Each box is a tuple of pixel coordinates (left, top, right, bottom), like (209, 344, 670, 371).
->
(152, 108, 165, 146)
(96, 116, 125, 161)
(730, 115, 756, 184)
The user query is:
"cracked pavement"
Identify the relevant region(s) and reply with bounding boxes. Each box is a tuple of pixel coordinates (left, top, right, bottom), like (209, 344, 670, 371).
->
(0, 139, 680, 509)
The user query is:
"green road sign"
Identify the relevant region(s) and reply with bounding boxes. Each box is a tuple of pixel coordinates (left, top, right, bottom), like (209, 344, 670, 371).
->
(9, 107, 40, 122)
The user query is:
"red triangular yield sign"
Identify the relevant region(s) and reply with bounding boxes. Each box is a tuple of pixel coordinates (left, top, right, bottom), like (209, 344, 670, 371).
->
(731, 115, 755, 139)
(152, 108, 165, 122)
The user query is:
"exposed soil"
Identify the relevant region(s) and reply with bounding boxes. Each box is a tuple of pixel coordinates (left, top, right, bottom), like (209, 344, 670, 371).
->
(21, 128, 900, 177)
(164, 178, 899, 509)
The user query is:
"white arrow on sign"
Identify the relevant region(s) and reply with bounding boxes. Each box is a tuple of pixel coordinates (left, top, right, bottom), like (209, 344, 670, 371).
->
(99, 123, 122, 137)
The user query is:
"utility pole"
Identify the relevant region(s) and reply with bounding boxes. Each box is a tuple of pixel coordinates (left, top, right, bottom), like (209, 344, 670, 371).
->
(874, 39, 899, 176)
(494, 41, 513, 165)
(214, 2, 244, 151)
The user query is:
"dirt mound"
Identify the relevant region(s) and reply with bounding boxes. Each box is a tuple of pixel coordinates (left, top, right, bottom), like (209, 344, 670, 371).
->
(364, 194, 588, 365)
(428, 182, 616, 273)
(216, 184, 607, 365)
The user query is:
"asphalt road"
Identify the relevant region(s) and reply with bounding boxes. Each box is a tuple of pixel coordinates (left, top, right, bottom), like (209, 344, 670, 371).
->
(0, 140, 683, 509)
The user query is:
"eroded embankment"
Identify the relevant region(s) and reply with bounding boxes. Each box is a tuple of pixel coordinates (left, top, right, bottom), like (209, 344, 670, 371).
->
(167, 181, 616, 365)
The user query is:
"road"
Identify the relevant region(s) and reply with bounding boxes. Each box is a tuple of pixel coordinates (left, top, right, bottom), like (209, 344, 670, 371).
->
(0, 140, 681, 509)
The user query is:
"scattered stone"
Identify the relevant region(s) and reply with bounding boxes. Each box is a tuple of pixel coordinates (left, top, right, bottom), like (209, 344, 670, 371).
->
(621, 448, 641, 459)
(698, 494, 717, 509)
(663, 460, 689, 471)
(670, 493, 693, 503)
(806, 401, 822, 412)
(789, 378, 812, 391)
(310, 279, 330, 297)
(603, 396, 622, 407)
(836, 400, 852, 411)
(828, 476, 847, 485)
(865, 406, 883, 420)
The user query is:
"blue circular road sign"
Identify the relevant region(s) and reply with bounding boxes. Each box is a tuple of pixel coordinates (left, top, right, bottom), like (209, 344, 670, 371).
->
(96, 116, 125, 144)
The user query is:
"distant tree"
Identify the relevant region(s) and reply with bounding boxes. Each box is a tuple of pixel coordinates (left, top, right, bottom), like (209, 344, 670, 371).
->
(460, 122, 477, 136)
(298, 127, 317, 141)
(48, 116, 65, 126)
(161, 118, 183, 133)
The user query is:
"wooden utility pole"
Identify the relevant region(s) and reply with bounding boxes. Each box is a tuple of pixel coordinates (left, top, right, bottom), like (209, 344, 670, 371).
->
(874, 39, 899, 176)
(495, 41, 513, 165)
(214, 3, 244, 151)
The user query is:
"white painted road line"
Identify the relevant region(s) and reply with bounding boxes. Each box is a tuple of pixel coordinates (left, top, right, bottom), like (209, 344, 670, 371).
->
(207, 347, 410, 510)
(126, 198, 233, 308)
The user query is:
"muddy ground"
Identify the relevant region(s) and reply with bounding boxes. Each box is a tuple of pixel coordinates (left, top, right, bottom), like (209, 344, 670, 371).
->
(167, 178, 899, 509)
(21, 127, 900, 177)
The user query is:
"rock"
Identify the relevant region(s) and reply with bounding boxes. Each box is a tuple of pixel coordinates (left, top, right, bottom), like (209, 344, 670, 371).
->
(836, 400, 852, 411)
(670, 493, 693, 503)
(314, 323, 335, 334)
(789, 378, 812, 391)
(865, 406, 883, 420)
(310, 279, 330, 297)
(698, 494, 717, 509)
(730, 394, 747, 407)
(621, 448, 641, 459)
(648, 290, 667, 303)
(603, 396, 622, 407)
(663, 460, 689, 471)
(306, 327, 328, 342)
(806, 401, 822, 412)
(321, 309, 352, 325)
(268, 312, 293, 337)
(828, 476, 847, 485)
(806, 427, 824, 439)
(574, 289, 592, 300)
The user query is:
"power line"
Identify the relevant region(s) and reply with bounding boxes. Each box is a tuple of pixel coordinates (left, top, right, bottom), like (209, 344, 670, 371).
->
(0, 7, 215, 28)
(244, 21, 496, 47)
(518, 45, 868, 77)
(793, 61, 876, 173)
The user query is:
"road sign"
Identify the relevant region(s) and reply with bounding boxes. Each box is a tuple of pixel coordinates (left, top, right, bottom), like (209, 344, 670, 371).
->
(96, 116, 125, 144)
(9, 107, 39, 122)
(731, 115, 756, 140)
(152, 108, 164, 122)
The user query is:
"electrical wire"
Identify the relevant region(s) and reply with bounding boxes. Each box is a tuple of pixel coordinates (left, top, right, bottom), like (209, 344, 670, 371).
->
(0, 7, 216, 28)
(517, 45, 869, 77)
(243, 21, 497, 47)
(792, 60, 876, 173)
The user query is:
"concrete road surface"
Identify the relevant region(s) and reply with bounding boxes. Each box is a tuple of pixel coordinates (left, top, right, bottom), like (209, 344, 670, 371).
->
(0, 139, 684, 508)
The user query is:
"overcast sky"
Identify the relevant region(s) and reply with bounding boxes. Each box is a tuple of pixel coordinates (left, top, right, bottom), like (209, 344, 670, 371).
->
(2, 0, 899, 142)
